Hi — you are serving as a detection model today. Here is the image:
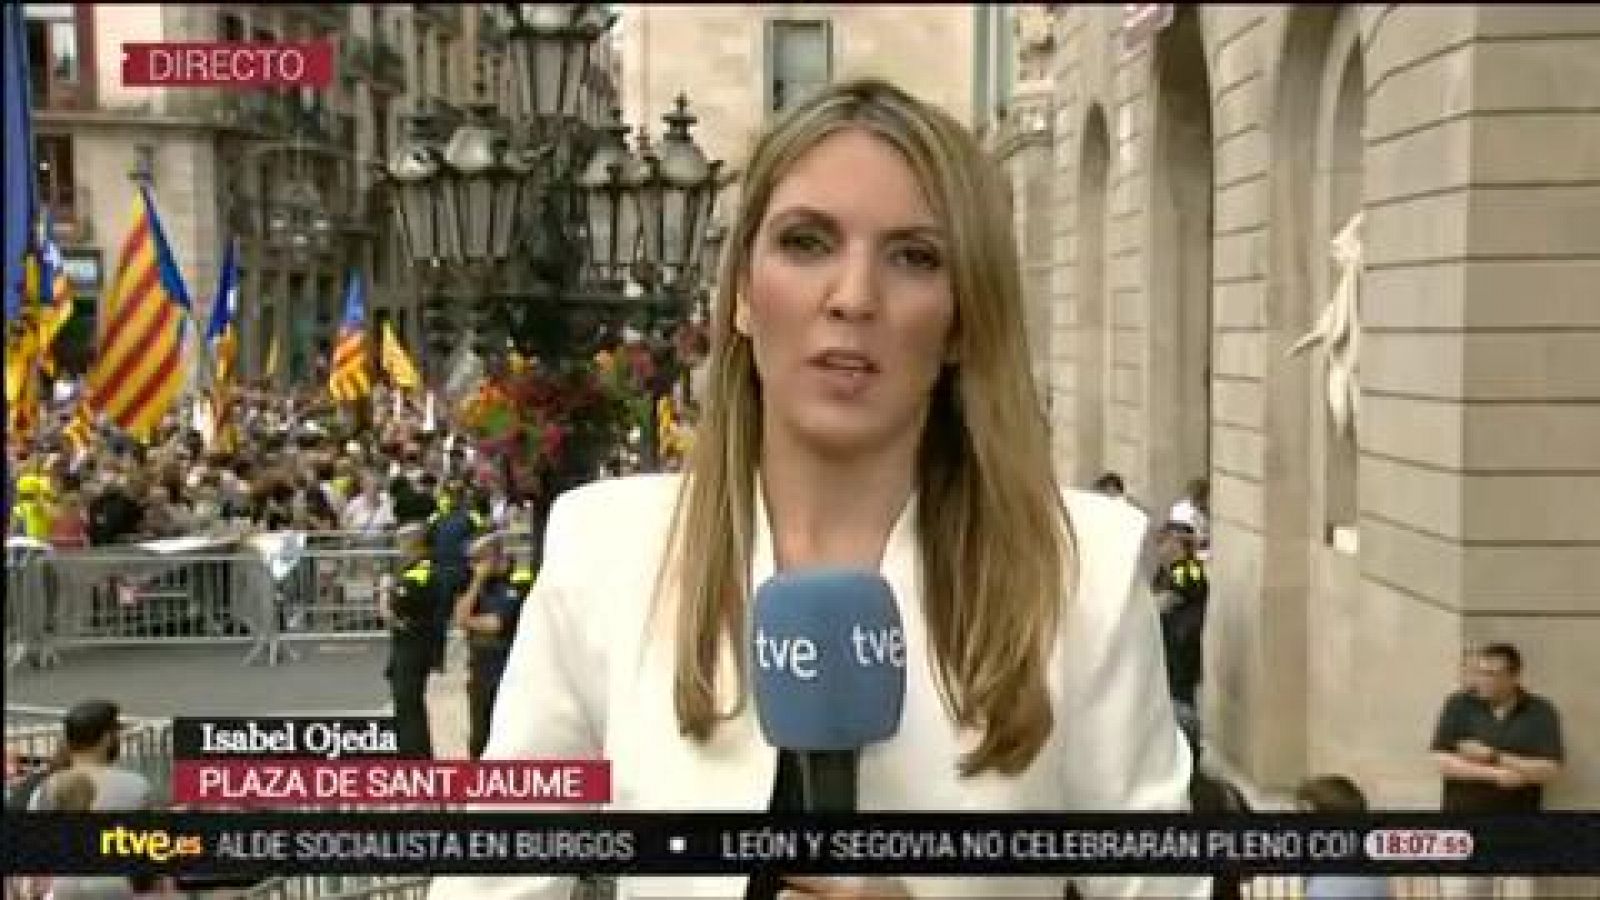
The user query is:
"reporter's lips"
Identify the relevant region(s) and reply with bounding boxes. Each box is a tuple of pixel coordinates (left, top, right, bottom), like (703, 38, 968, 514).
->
(809, 349, 880, 397)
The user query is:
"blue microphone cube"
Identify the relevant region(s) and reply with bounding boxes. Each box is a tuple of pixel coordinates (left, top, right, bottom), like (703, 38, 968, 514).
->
(750, 568, 907, 752)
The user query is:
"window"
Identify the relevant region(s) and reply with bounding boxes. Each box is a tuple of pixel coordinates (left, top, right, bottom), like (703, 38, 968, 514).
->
(221, 14, 245, 42)
(24, 4, 84, 108)
(374, 96, 391, 162)
(438, 34, 451, 100)
(415, 28, 428, 94)
(766, 20, 831, 114)
(35, 134, 76, 220)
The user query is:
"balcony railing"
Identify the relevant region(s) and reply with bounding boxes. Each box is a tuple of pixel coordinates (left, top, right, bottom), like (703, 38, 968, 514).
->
(212, 92, 293, 135)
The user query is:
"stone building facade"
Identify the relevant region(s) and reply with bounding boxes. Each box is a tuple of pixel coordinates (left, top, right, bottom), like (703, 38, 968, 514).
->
(616, 4, 983, 173)
(27, 3, 488, 384)
(1003, 3, 1600, 815)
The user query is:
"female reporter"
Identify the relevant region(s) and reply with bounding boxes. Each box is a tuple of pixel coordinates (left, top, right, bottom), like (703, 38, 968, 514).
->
(430, 77, 1204, 900)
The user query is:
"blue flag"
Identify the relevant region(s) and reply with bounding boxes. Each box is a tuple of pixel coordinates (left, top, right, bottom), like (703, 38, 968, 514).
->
(3, 4, 37, 324)
(207, 237, 239, 343)
(339, 268, 367, 330)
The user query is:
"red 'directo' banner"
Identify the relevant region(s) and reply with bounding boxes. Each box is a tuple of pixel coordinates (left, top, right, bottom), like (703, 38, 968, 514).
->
(121, 42, 335, 88)
(171, 759, 612, 807)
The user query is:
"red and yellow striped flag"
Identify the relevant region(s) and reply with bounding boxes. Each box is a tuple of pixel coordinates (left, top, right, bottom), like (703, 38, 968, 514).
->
(4, 313, 42, 445)
(62, 395, 94, 453)
(86, 185, 191, 442)
(328, 269, 370, 404)
(33, 208, 75, 377)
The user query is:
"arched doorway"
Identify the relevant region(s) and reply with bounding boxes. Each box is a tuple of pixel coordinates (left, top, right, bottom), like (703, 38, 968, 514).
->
(1075, 105, 1112, 486)
(1148, 5, 1215, 511)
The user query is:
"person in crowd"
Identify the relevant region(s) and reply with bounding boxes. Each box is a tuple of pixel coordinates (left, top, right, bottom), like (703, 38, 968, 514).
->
(292, 479, 339, 532)
(1091, 470, 1150, 519)
(31, 771, 154, 900)
(249, 474, 295, 531)
(48, 480, 90, 550)
(1168, 478, 1211, 559)
(378, 524, 439, 759)
(453, 533, 532, 760)
(10, 470, 56, 540)
(1091, 471, 1127, 498)
(86, 472, 143, 546)
(432, 77, 1203, 900)
(27, 700, 152, 811)
(1153, 521, 1210, 714)
(483, 474, 520, 531)
(136, 482, 185, 539)
(342, 471, 397, 534)
(425, 478, 487, 674)
(391, 474, 435, 526)
(1431, 642, 1564, 813)
(1294, 776, 1392, 899)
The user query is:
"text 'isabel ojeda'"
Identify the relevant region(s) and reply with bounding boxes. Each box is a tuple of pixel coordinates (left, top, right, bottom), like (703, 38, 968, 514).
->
(196, 720, 399, 760)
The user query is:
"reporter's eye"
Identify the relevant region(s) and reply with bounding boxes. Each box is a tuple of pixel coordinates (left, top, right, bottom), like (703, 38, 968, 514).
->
(892, 242, 944, 272)
(778, 227, 831, 259)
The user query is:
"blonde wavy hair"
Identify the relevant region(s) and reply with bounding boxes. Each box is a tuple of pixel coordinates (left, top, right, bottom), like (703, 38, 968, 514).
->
(662, 78, 1074, 776)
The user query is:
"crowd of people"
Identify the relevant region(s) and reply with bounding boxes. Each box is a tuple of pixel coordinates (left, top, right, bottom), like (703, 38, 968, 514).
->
(7, 379, 550, 552)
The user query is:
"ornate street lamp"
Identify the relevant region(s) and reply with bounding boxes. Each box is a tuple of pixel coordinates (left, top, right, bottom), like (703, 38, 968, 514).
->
(380, 3, 735, 477)
(573, 107, 642, 294)
(506, 4, 615, 139)
(439, 104, 541, 267)
(387, 118, 446, 265)
(634, 94, 726, 294)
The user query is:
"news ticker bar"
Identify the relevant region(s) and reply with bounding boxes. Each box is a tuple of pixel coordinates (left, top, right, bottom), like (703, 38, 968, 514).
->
(5, 813, 1599, 876)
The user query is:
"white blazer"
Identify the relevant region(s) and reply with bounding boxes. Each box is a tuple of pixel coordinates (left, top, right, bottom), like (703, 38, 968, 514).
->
(431, 475, 1207, 900)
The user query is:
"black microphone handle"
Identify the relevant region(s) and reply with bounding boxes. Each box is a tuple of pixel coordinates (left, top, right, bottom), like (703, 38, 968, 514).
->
(797, 750, 858, 813)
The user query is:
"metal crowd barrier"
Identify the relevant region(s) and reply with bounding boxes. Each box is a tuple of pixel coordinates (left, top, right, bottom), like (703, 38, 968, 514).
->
(5, 529, 542, 670)
(237, 875, 432, 900)
(5, 542, 51, 670)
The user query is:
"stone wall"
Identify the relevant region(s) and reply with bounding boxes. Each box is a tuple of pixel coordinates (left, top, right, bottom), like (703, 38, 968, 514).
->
(1040, 3, 1600, 812)
(619, 4, 976, 171)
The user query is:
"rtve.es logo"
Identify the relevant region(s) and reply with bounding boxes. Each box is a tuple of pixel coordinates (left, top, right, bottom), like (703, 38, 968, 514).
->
(99, 825, 205, 863)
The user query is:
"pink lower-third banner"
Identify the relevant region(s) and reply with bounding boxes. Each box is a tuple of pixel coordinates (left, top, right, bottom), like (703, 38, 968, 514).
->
(170, 759, 612, 807)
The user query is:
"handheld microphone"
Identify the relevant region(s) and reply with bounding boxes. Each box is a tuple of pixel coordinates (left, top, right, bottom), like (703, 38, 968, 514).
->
(751, 569, 906, 812)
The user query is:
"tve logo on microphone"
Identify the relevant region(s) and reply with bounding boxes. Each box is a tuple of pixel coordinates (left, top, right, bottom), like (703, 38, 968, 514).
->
(755, 620, 905, 680)
(751, 570, 906, 752)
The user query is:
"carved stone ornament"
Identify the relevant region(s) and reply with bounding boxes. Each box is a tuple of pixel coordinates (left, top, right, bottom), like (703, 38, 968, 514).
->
(1288, 211, 1363, 438)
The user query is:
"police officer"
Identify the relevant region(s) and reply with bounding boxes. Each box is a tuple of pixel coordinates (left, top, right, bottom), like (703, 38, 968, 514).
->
(453, 533, 533, 759)
(425, 478, 487, 673)
(1152, 521, 1209, 714)
(380, 524, 437, 758)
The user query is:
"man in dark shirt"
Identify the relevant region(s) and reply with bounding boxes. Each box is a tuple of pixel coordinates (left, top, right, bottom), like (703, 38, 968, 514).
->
(1429, 642, 1564, 812)
(86, 475, 144, 546)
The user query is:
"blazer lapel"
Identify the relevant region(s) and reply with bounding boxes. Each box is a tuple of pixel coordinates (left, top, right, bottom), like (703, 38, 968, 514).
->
(645, 487, 933, 811)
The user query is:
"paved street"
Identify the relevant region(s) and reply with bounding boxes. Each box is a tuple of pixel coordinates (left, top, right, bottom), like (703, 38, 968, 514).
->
(7, 637, 473, 759)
